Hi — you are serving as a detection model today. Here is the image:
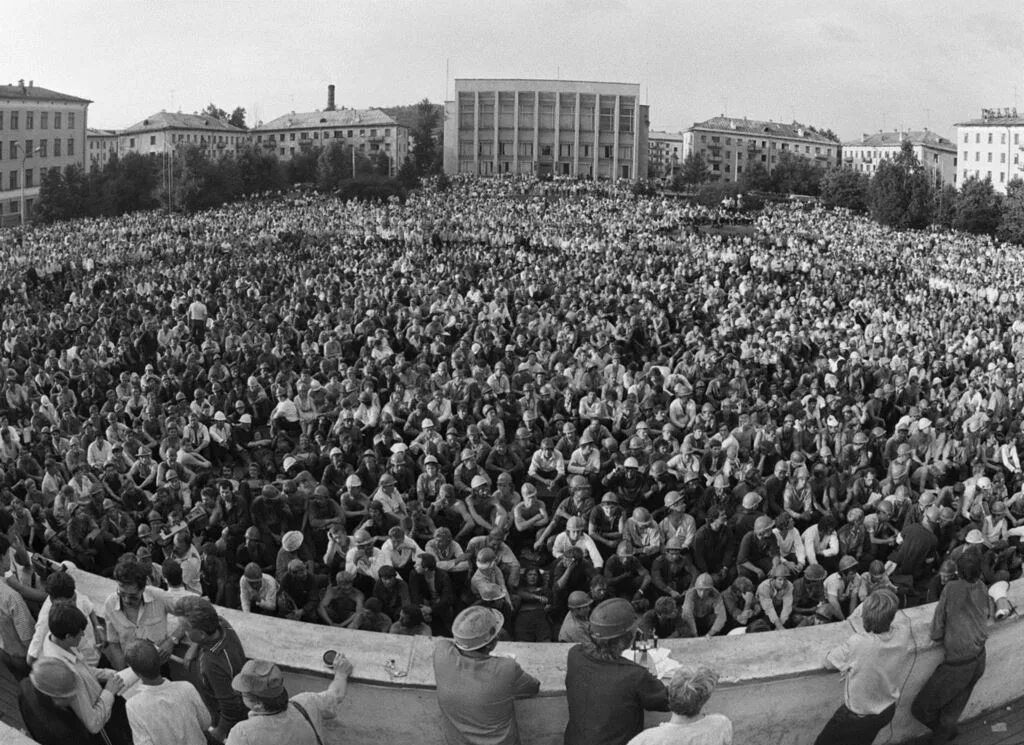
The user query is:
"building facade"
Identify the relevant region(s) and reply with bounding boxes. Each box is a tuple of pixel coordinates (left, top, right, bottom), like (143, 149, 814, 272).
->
(687, 116, 840, 184)
(955, 108, 1024, 193)
(117, 112, 248, 159)
(842, 129, 957, 187)
(0, 80, 90, 225)
(648, 130, 691, 180)
(251, 88, 408, 176)
(86, 128, 119, 170)
(443, 79, 649, 180)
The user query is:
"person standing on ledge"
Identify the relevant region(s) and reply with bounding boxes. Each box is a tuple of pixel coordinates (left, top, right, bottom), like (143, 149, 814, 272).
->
(911, 554, 993, 744)
(813, 589, 914, 745)
(433, 605, 540, 745)
(564, 597, 669, 745)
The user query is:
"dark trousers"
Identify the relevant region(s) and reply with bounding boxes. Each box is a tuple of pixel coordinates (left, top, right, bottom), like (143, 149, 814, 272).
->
(814, 703, 895, 745)
(911, 649, 986, 742)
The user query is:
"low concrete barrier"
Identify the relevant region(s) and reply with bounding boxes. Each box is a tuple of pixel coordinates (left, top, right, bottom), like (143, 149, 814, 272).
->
(69, 569, 1023, 745)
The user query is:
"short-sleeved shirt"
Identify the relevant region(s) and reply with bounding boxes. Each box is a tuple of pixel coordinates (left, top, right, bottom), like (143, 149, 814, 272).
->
(225, 691, 334, 745)
(433, 639, 541, 745)
(102, 590, 171, 648)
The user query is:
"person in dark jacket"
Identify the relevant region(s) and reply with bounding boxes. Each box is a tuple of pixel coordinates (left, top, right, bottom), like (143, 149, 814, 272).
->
(178, 595, 249, 743)
(911, 554, 993, 744)
(564, 597, 669, 745)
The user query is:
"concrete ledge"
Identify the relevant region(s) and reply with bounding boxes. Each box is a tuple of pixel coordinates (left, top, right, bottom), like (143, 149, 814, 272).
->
(70, 568, 1024, 745)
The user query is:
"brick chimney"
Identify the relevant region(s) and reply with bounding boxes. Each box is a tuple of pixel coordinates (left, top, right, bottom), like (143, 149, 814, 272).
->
(327, 84, 336, 111)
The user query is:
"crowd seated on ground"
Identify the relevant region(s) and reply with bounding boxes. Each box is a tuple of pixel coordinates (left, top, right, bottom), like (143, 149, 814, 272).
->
(0, 172, 1021, 673)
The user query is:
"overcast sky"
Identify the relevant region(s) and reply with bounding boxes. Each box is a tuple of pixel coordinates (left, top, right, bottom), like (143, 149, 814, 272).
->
(9, 0, 1023, 141)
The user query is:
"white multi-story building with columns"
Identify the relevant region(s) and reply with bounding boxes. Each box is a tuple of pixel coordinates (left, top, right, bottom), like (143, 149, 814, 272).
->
(443, 78, 649, 180)
(955, 108, 1024, 193)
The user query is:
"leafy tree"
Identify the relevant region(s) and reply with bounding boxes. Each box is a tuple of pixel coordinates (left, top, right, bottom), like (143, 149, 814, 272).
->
(771, 151, 824, 196)
(739, 161, 772, 192)
(396, 156, 420, 190)
(317, 141, 372, 190)
(953, 176, 1001, 235)
(201, 103, 228, 121)
(229, 107, 247, 129)
(236, 145, 284, 195)
(819, 168, 869, 211)
(410, 98, 442, 176)
(933, 184, 959, 230)
(102, 152, 160, 215)
(676, 152, 710, 186)
(868, 141, 934, 229)
(286, 146, 321, 184)
(997, 178, 1024, 245)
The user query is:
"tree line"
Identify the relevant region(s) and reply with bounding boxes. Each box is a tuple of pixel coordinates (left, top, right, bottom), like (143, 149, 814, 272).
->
(33, 98, 444, 223)
(668, 141, 1024, 244)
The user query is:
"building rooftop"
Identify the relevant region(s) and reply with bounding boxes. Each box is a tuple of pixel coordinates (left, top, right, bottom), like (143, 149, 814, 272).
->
(956, 108, 1024, 127)
(254, 108, 398, 131)
(0, 81, 91, 104)
(844, 129, 956, 152)
(690, 116, 838, 144)
(121, 111, 247, 134)
(87, 128, 118, 137)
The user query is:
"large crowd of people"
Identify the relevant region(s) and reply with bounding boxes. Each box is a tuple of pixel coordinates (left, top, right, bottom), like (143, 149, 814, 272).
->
(0, 173, 1021, 744)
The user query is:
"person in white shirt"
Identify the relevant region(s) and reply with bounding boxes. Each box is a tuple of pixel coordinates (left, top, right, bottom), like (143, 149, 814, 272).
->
(40, 603, 125, 736)
(240, 563, 278, 615)
(125, 639, 210, 745)
(626, 666, 732, 745)
(552, 516, 605, 569)
(28, 571, 102, 667)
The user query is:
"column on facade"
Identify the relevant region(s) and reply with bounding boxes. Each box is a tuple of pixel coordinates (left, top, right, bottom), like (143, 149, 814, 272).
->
(513, 90, 520, 173)
(493, 91, 500, 173)
(532, 91, 540, 175)
(632, 102, 640, 180)
(573, 92, 581, 178)
(612, 95, 621, 178)
(592, 95, 600, 181)
(473, 91, 481, 175)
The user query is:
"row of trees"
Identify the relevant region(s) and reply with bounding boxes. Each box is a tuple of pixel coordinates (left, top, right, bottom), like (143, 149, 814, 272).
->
(33, 97, 446, 224)
(820, 141, 1024, 243)
(672, 150, 827, 197)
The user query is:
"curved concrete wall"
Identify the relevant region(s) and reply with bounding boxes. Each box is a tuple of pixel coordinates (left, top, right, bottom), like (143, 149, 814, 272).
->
(69, 569, 1023, 745)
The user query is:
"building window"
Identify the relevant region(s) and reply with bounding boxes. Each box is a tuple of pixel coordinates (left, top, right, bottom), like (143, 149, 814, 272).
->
(1001, 153, 1006, 163)
(975, 133, 979, 143)
(384, 129, 390, 136)
(25, 139, 33, 157)
(603, 145, 613, 158)
(25, 169, 33, 188)
(11, 111, 19, 129)
(540, 144, 552, 157)
(38, 139, 47, 157)
(0, 111, 4, 130)
(1001, 133, 1006, 144)
(987, 133, 992, 144)
(599, 104, 615, 133)
(54, 112, 61, 129)
(459, 142, 474, 157)
(1000, 171, 1005, 182)
(279, 148, 284, 156)
(26, 112, 34, 129)
(300, 132, 308, 140)
(619, 146, 632, 160)
(370, 129, 377, 137)
(988, 153, 992, 162)
(289, 133, 295, 141)
(347, 131, 353, 138)
(40, 112, 48, 129)
(499, 142, 512, 156)
(54, 138, 61, 156)
(129, 138, 135, 148)
(150, 135, 156, 145)
(67, 138, 74, 155)
(559, 144, 572, 158)
(619, 105, 634, 133)
(9, 171, 17, 189)
(975, 152, 979, 161)
(519, 142, 533, 157)
(68, 113, 75, 129)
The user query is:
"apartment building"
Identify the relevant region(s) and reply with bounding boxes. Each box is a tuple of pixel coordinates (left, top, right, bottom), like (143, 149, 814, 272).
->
(955, 108, 1024, 192)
